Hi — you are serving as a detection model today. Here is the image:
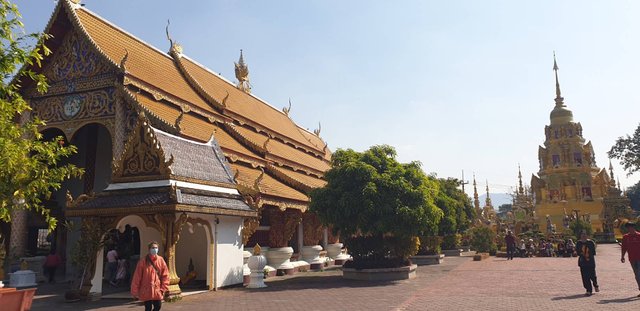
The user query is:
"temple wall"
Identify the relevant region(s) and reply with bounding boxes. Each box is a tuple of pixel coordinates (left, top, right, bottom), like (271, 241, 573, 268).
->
(535, 199, 605, 233)
(201, 214, 244, 288)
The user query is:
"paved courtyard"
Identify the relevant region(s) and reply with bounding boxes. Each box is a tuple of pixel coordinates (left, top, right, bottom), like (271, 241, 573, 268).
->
(32, 243, 640, 311)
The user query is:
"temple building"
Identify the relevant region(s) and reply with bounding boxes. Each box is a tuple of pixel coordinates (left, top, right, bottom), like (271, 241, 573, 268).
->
(8, 0, 336, 298)
(530, 55, 615, 233)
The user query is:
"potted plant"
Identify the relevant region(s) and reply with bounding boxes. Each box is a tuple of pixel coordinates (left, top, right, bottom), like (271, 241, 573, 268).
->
(310, 146, 444, 280)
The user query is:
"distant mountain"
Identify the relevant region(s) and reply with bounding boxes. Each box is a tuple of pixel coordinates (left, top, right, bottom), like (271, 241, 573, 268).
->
(478, 193, 512, 209)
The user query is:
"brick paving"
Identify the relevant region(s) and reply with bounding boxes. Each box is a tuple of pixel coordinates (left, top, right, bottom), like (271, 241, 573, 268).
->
(31, 243, 640, 311)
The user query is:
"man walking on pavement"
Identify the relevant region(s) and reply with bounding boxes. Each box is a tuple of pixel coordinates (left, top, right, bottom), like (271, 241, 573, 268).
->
(576, 230, 599, 296)
(505, 230, 516, 260)
(621, 222, 640, 297)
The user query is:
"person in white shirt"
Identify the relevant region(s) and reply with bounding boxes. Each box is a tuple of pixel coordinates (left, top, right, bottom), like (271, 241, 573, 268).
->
(106, 248, 119, 286)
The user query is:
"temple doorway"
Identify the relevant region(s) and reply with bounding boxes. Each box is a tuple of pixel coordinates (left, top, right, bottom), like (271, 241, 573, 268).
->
(175, 219, 211, 291)
(97, 215, 161, 296)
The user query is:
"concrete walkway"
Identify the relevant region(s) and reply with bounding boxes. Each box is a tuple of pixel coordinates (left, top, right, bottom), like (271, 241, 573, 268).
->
(31, 244, 640, 310)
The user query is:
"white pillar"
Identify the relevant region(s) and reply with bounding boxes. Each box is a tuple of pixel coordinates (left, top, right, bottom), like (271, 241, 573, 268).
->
(90, 248, 104, 295)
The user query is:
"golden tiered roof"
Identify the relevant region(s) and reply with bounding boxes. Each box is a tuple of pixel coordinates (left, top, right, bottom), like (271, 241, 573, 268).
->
(50, 0, 330, 208)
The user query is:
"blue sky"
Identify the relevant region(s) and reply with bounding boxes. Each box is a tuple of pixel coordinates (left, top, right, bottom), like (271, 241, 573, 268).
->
(16, 0, 640, 198)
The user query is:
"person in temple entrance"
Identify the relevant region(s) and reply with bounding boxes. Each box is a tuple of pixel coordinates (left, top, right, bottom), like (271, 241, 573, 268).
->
(576, 231, 599, 296)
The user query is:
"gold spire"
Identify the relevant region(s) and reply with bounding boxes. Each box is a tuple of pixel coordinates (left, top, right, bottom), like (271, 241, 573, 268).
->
(609, 160, 616, 188)
(473, 174, 480, 212)
(235, 49, 251, 93)
(485, 180, 492, 207)
(553, 51, 564, 107)
(518, 164, 524, 195)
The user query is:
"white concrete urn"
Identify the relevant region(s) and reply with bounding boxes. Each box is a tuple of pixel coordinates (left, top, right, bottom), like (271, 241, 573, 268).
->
(242, 250, 252, 277)
(301, 245, 323, 265)
(265, 247, 294, 270)
(247, 249, 267, 289)
(326, 243, 344, 259)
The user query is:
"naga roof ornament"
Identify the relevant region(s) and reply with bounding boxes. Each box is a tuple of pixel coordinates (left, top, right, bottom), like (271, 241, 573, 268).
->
(166, 19, 183, 55)
(235, 49, 251, 93)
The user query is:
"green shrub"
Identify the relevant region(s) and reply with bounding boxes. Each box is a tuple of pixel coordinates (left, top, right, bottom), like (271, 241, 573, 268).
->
(570, 219, 593, 237)
(468, 227, 496, 253)
(419, 236, 442, 255)
(442, 234, 462, 250)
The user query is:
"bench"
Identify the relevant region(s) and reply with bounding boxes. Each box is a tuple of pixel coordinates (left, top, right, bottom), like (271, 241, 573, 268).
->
(0, 287, 37, 311)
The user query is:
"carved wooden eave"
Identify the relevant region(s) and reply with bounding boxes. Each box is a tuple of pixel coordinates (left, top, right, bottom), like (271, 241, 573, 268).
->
(66, 203, 256, 218)
(122, 77, 228, 126)
(265, 153, 325, 178)
(118, 85, 180, 136)
(112, 113, 174, 183)
(234, 171, 308, 212)
(266, 164, 312, 194)
(224, 109, 326, 159)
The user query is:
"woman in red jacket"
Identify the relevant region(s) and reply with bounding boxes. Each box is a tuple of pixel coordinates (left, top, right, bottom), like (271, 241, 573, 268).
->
(131, 241, 169, 311)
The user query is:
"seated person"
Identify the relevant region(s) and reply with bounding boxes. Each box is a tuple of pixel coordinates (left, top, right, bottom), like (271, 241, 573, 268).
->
(518, 239, 527, 257)
(556, 241, 565, 257)
(565, 239, 576, 256)
(525, 239, 536, 257)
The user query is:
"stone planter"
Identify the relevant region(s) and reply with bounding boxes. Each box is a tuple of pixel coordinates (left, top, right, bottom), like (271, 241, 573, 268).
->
(343, 264, 417, 281)
(326, 243, 351, 265)
(20, 257, 46, 283)
(9, 270, 37, 288)
(473, 252, 490, 261)
(410, 254, 444, 265)
(301, 245, 324, 270)
(442, 249, 463, 257)
(326, 243, 343, 259)
(265, 247, 294, 275)
(461, 246, 471, 252)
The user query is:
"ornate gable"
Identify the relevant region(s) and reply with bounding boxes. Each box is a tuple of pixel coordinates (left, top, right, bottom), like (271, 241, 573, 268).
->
(112, 114, 174, 182)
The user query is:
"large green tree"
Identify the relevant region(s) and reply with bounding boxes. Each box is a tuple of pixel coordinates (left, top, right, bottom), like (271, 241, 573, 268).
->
(0, 0, 82, 230)
(626, 181, 640, 211)
(609, 123, 640, 175)
(310, 145, 443, 264)
(433, 177, 474, 235)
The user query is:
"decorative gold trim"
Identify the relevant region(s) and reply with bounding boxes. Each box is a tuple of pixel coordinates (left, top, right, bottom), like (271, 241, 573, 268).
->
(112, 113, 174, 183)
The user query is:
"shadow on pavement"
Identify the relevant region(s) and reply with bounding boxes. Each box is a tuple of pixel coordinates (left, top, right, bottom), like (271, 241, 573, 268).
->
(597, 296, 640, 304)
(254, 275, 404, 292)
(551, 294, 590, 300)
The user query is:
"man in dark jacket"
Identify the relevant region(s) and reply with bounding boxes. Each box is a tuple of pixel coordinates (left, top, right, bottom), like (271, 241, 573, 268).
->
(505, 231, 516, 260)
(576, 230, 599, 296)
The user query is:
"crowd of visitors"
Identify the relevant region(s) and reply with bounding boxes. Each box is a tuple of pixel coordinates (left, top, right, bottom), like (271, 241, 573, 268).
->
(506, 232, 577, 258)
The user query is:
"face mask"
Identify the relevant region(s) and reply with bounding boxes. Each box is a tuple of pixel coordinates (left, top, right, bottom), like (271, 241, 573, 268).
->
(149, 248, 159, 256)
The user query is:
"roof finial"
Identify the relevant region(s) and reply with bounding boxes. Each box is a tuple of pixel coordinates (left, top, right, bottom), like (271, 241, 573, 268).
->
(314, 122, 321, 136)
(485, 180, 492, 207)
(473, 174, 480, 212)
(166, 20, 182, 55)
(553, 51, 564, 107)
(609, 160, 616, 188)
(518, 164, 524, 195)
(235, 49, 251, 93)
(283, 98, 292, 116)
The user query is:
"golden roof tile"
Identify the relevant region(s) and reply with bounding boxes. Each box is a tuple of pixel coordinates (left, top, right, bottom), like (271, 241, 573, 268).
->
(75, 9, 212, 113)
(230, 163, 309, 203)
(178, 56, 326, 155)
